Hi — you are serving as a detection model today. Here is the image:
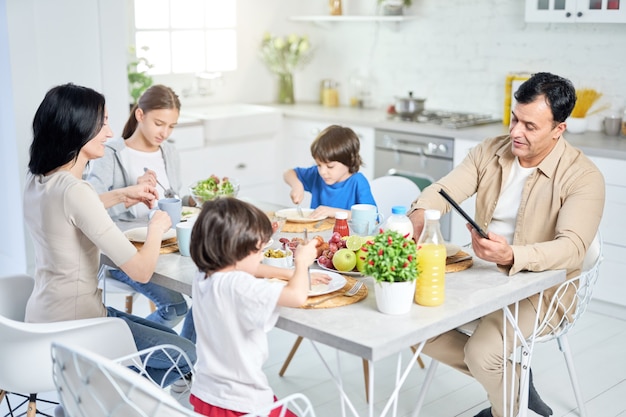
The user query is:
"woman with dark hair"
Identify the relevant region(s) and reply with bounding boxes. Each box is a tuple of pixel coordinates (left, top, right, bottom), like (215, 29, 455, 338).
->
(24, 83, 196, 387)
(85, 84, 194, 344)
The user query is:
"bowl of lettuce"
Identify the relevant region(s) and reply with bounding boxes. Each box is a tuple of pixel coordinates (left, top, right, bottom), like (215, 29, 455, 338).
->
(189, 176, 239, 205)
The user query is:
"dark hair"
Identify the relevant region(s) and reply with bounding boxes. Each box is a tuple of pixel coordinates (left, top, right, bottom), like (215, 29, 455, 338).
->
(190, 197, 273, 275)
(28, 83, 105, 175)
(122, 84, 181, 139)
(514, 72, 576, 123)
(310, 125, 363, 174)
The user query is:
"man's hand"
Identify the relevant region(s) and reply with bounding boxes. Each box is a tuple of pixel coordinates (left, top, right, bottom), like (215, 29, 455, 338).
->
(468, 224, 514, 266)
(408, 209, 425, 242)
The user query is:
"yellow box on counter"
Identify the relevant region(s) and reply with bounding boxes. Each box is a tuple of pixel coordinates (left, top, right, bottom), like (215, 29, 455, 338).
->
(503, 72, 531, 125)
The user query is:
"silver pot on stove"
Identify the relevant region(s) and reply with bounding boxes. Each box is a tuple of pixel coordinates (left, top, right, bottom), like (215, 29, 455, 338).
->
(394, 92, 426, 119)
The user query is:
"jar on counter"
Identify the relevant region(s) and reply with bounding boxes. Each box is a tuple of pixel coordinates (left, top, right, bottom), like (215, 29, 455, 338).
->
(321, 79, 339, 107)
(329, 0, 342, 15)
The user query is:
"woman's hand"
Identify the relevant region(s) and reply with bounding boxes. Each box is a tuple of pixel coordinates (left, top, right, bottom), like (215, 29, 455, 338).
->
(148, 210, 172, 235)
(123, 183, 159, 209)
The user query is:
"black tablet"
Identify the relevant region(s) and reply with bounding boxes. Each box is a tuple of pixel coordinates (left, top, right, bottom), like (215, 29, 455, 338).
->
(438, 189, 489, 239)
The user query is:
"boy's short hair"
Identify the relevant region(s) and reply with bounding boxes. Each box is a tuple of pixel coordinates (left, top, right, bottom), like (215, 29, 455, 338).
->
(190, 197, 273, 275)
(310, 125, 363, 174)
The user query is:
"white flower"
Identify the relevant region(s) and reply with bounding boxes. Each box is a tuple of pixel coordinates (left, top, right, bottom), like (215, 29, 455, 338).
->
(259, 33, 313, 75)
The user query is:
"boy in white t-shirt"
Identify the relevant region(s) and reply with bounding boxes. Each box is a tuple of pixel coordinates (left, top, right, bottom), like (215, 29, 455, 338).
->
(188, 197, 318, 416)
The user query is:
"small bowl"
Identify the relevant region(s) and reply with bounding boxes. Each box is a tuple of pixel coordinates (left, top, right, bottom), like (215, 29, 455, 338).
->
(189, 177, 240, 206)
(566, 117, 587, 134)
(262, 249, 293, 269)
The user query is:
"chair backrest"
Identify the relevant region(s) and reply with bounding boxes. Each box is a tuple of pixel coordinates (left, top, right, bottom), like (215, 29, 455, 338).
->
(370, 175, 422, 219)
(533, 232, 603, 341)
(0, 273, 35, 321)
(52, 342, 317, 417)
(0, 274, 137, 395)
(52, 342, 200, 417)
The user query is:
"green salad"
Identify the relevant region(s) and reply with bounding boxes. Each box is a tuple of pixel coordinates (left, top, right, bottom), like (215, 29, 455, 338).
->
(191, 175, 237, 202)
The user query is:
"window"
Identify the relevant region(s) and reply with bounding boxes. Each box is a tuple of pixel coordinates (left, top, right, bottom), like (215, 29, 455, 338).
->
(132, 0, 237, 75)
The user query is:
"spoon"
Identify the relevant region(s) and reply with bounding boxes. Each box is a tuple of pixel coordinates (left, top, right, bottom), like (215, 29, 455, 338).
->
(143, 167, 178, 199)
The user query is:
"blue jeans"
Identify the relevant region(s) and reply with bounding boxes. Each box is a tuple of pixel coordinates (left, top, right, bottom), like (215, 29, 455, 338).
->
(107, 307, 196, 386)
(108, 268, 195, 341)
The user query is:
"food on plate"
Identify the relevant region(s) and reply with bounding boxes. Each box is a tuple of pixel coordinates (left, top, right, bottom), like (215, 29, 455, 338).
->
(264, 249, 289, 259)
(190, 175, 239, 205)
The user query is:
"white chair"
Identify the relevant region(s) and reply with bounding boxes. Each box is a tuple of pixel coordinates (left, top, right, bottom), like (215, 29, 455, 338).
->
(51, 342, 316, 417)
(369, 174, 424, 218)
(414, 232, 603, 417)
(98, 265, 156, 314)
(0, 273, 139, 417)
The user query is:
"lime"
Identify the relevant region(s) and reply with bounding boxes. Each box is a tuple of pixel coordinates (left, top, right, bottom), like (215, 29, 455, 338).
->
(346, 235, 364, 251)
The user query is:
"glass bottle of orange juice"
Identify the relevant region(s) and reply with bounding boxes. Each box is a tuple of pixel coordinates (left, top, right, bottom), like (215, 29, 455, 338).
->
(415, 209, 446, 306)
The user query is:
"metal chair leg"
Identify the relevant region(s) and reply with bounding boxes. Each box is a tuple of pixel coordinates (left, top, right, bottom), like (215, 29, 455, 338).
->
(557, 334, 588, 417)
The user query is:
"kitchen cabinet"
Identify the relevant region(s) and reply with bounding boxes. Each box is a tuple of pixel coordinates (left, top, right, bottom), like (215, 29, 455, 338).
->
(525, 0, 626, 23)
(279, 117, 375, 207)
(450, 138, 477, 245)
(176, 105, 282, 204)
(588, 156, 626, 313)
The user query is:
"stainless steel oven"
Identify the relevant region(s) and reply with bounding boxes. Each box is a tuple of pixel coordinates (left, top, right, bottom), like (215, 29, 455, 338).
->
(374, 129, 454, 240)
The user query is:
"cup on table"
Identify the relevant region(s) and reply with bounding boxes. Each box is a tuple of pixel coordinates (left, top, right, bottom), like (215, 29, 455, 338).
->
(351, 204, 383, 235)
(604, 116, 622, 136)
(158, 198, 182, 228)
(176, 221, 193, 257)
(348, 219, 370, 236)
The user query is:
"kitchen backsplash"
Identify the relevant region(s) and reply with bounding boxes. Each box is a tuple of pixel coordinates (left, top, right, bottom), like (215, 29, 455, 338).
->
(158, 0, 626, 120)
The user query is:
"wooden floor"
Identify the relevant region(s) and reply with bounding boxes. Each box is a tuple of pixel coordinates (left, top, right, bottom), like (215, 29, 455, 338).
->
(3, 294, 625, 417)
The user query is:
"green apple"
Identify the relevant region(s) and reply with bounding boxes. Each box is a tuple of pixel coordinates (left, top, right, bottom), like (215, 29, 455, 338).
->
(355, 248, 367, 273)
(332, 248, 357, 272)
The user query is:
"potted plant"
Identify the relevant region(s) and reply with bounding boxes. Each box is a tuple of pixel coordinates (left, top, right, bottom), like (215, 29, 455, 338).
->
(361, 229, 418, 314)
(127, 45, 153, 107)
(378, 0, 412, 15)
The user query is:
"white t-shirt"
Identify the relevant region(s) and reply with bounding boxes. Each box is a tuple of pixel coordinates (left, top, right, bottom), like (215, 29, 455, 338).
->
(190, 270, 284, 413)
(121, 147, 171, 218)
(489, 157, 535, 243)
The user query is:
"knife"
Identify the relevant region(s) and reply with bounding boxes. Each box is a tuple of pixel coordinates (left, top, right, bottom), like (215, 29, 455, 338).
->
(296, 203, 304, 218)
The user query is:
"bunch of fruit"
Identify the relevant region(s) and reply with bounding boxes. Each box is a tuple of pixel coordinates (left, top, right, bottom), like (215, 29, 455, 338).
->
(317, 232, 371, 273)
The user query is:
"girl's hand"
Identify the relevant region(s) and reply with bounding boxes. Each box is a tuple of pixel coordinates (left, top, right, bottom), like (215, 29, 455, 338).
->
(123, 184, 159, 209)
(138, 169, 156, 187)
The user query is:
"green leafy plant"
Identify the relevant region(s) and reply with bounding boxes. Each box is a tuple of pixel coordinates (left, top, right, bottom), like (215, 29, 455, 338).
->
(361, 230, 418, 283)
(127, 45, 153, 105)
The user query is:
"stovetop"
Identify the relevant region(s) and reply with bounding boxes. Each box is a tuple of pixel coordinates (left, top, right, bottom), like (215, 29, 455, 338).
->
(389, 110, 501, 129)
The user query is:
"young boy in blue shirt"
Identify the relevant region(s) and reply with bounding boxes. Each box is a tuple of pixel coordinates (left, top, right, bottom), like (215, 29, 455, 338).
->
(283, 124, 376, 219)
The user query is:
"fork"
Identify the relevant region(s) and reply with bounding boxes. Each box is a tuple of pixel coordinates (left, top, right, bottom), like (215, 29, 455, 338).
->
(143, 167, 178, 199)
(305, 280, 364, 307)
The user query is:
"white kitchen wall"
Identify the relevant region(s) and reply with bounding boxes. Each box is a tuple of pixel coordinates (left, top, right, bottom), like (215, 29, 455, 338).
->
(2, 0, 626, 273)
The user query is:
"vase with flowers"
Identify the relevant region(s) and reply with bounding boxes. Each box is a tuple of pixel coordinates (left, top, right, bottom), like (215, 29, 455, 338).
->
(362, 229, 418, 315)
(259, 32, 313, 104)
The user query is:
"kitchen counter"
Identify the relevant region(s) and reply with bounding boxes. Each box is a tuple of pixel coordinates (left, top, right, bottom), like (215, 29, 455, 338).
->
(271, 103, 626, 160)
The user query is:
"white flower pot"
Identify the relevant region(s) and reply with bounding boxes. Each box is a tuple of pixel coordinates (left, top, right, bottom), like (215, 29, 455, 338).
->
(374, 280, 416, 315)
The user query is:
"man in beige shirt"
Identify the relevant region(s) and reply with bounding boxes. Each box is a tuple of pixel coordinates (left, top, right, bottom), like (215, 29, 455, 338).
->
(409, 72, 605, 417)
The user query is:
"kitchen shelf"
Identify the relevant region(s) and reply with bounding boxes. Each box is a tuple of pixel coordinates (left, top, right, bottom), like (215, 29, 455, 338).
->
(288, 15, 417, 23)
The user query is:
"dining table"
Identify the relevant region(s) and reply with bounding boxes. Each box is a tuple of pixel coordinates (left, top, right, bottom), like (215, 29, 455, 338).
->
(101, 200, 566, 417)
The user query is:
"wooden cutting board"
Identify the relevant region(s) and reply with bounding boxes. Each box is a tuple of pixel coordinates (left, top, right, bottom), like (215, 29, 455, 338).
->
(446, 250, 473, 273)
(131, 237, 179, 254)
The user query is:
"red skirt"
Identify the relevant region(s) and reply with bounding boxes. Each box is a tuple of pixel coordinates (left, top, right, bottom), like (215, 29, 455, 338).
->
(190, 394, 298, 417)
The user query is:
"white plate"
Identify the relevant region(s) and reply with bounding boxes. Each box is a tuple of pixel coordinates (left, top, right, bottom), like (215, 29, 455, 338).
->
(275, 208, 326, 223)
(315, 259, 364, 277)
(308, 271, 347, 296)
(265, 271, 347, 296)
(124, 227, 176, 243)
(181, 206, 200, 221)
(445, 243, 462, 257)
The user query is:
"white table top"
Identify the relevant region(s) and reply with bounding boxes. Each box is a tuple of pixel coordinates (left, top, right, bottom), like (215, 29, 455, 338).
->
(105, 204, 565, 363)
